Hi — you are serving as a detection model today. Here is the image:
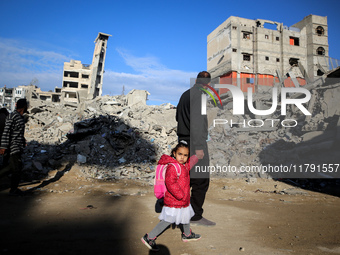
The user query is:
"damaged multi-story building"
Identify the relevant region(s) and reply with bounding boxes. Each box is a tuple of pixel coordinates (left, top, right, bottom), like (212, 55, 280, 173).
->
(207, 14, 339, 93)
(61, 32, 111, 105)
(0, 32, 111, 111)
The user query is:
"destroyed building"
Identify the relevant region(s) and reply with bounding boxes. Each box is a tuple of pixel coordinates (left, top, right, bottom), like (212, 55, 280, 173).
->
(205, 14, 340, 181)
(0, 32, 111, 111)
(0, 86, 26, 110)
(207, 14, 338, 91)
(0, 16, 337, 194)
(62, 32, 112, 105)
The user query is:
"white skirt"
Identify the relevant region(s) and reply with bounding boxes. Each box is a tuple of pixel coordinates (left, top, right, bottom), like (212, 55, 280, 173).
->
(159, 204, 194, 225)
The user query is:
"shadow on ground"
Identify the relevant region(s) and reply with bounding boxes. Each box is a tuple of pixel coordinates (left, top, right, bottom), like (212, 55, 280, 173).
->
(259, 122, 340, 197)
(0, 115, 159, 255)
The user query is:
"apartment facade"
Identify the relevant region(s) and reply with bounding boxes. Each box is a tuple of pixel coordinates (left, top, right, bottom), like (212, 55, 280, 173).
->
(0, 85, 62, 111)
(0, 86, 26, 111)
(207, 15, 330, 93)
(62, 32, 111, 105)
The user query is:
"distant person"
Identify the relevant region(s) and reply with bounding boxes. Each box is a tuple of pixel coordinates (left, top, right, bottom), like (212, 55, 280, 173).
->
(141, 141, 200, 252)
(0, 99, 28, 196)
(176, 71, 216, 226)
(0, 108, 9, 145)
(0, 107, 9, 167)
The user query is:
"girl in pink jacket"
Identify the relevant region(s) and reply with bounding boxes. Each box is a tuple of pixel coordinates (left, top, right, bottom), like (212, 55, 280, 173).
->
(141, 141, 200, 251)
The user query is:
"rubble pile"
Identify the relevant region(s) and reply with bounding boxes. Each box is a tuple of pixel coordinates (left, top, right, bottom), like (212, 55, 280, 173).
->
(22, 78, 339, 183)
(23, 95, 177, 183)
(208, 78, 340, 178)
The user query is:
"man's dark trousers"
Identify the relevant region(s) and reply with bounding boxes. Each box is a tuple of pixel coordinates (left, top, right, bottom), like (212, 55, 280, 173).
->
(181, 138, 210, 221)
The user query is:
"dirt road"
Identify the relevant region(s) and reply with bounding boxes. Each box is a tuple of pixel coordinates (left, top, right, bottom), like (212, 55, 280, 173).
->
(1, 164, 339, 255)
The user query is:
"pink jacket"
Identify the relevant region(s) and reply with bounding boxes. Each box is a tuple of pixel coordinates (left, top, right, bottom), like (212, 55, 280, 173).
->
(157, 154, 198, 208)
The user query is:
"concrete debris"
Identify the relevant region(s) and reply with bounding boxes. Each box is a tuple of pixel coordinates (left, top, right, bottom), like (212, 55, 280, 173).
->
(207, 78, 340, 179)
(20, 78, 340, 185)
(23, 93, 177, 183)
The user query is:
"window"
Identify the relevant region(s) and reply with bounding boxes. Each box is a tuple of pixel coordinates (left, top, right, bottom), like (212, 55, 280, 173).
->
(317, 69, 324, 76)
(63, 81, 78, 88)
(317, 47, 325, 56)
(276, 37, 280, 41)
(232, 26, 237, 30)
(243, 54, 251, 61)
(246, 78, 254, 84)
(289, 37, 299, 46)
(232, 48, 237, 52)
(316, 26, 324, 36)
(81, 84, 89, 88)
(243, 32, 251, 39)
(64, 71, 79, 78)
(82, 74, 89, 79)
(265, 56, 269, 61)
(265, 35, 269, 39)
(289, 58, 299, 66)
(276, 58, 280, 62)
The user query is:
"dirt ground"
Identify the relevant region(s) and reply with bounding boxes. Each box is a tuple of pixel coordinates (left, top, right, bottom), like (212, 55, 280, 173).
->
(1, 164, 340, 255)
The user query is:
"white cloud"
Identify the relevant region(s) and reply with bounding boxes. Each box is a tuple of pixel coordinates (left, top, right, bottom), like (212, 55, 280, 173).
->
(0, 38, 67, 89)
(104, 49, 197, 105)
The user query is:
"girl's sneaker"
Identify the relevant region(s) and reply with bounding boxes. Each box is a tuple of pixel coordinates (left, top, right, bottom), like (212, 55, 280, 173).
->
(141, 234, 160, 251)
(181, 232, 201, 242)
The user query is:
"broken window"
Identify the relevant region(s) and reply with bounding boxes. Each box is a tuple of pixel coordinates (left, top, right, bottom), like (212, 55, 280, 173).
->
(289, 58, 299, 66)
(317, 47, 325, 56)
(276, 58, 280, 62)
(64, 71, 79, 78)
(65, 92, 77, 99)
(265, 35, 269, 39)
(243, 54, 251, 61)
(81, 84, 89, 89)
(82, 74, 89, 79)
(63, 81, 78, 88)
(317, 69, 324, 76)
(316, 26, 324, 36)
(69, 82, 78, 88)
(39, 95, 51, 101)
(232, 26, 237, 30)
(265, 56, 269, 61)
(232, 48, 237, 52)
(289, 37, 299, 46)
(243, 32, 251, 39)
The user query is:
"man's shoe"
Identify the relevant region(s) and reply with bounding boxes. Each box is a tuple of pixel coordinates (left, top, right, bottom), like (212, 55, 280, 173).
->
(141, 234, 160, 251)
(190, 217, 216, 226)
(9, 188, 25, 196)
(182, 231, 201, 242)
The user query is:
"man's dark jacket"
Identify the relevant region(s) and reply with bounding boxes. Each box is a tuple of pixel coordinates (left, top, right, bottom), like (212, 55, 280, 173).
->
(176, 83, 208, 150)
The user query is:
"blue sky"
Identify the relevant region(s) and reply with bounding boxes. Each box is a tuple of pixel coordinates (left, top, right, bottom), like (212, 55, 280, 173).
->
(1, 0, 339, 105)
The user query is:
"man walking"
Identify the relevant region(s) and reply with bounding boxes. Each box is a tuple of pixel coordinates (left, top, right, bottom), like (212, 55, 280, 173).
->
(176, 71, 215, 226)
(0, 99, 28, 196)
